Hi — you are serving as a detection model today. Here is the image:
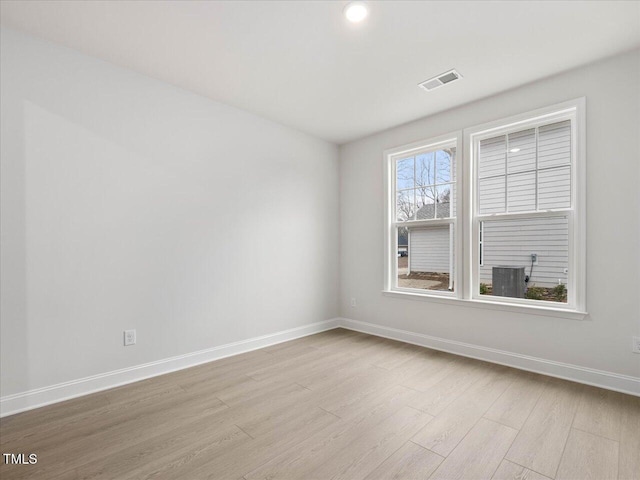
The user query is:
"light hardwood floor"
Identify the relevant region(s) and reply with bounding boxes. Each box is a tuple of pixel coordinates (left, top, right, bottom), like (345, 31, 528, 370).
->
(1, 328, 639, 480)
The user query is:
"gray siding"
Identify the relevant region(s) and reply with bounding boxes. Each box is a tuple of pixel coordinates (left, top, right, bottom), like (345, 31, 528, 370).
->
(476, 120, 571, 288)
(408, 218, 568, 288)
(478, 120, 571, 213)
(480, 217, 569, 288)
(410, 226, 451, 273)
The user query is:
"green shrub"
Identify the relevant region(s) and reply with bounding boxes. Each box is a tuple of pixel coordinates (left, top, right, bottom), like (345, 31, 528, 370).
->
(552, 283, 567, 302)
(525, 286, 545, 300)
(479, 283, 489, 295)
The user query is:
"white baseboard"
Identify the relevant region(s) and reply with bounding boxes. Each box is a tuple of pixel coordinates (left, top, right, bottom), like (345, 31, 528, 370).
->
(0, 318, 340, 418)
(338, 317, 640, 397)
(3, 316, 637, 417)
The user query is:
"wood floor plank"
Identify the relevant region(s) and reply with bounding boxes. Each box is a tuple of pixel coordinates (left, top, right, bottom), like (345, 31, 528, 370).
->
(0, 390, 111, 443)
(573, 385, 625, 441)
(244, 406, 433, 480)
(174, 407, 340, 479)
(411, 366, 514, 456)
(363, 338, 423, 370)
(250, 348, 360, 387)
(74, 419, 251, 480)
(2, 381, 188, 453)
(555, 428, 619, 480)
(364, 441, 443, 480)
(331, 384, 418, 424)
(51, 387, 332, 480)
(103, 376, 184, 404)
(406, 360, 487, 416)
(245, 346, 336, 382)
(7, 380, 311, 479)
(2, 395, 230, 480)
(176, 364, 268, 393)
(314, 365, 396, 416)
(219, 383, 321, 438)
(296, 354, 374, 391)
(492, 460, 551, 480)
(237, 396, 330, 439)
(618, 394, 640, 480)
(260, 337, 321, 356)
(398, 351, 460, 392)
(430, 418, 518, 480)
(123, 425, 251, 480)
(167, 347, 273, 383)
(484, 371, 548, 429)
(299, 328, 365, 351)
(505, 380, 583, 478)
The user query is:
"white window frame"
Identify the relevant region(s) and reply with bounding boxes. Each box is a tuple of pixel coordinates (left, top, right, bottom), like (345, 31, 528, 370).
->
(479, 221, 483, 267)
(383, 98, 587, 318)
(383, 132, 463, 299)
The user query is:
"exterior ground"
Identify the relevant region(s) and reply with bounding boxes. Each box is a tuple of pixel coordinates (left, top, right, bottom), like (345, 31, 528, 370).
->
(397, 257, 565, 301)
(397, 255, 451, 290)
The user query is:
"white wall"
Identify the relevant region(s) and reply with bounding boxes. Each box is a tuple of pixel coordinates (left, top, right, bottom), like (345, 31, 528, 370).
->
(340, 49, 640, 380)
(0, 28, 339, 398)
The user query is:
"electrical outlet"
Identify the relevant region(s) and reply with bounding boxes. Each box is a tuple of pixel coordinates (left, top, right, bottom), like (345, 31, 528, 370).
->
(124, 329, 136, 346)
(632, 336, 640, 354)
(350, 297, 357, 308)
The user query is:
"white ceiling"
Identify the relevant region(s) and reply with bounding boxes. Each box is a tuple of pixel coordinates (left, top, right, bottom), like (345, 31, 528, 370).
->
(1, 1, 639, 144)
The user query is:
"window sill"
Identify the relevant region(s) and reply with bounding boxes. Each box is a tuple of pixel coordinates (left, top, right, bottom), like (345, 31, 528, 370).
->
(381, 290, 588, 320)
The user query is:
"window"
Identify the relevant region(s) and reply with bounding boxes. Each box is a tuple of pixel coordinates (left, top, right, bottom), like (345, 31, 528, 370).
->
(386, 134, 461, 296)
(384, 99, 585, 314)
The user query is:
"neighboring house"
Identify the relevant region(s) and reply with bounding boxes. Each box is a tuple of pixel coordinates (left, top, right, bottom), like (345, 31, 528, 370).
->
(479, 216, 568, 288)
(408, 203, 569, 289)
(409, 202, 454, 279)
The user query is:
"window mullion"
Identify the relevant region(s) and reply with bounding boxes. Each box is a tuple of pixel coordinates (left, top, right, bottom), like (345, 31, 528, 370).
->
(393, 218, 454, 229)
(535, 126, 539, 210)
(434, 152, 438, 218)
(476, 209, 570, 222)
(504, 134, 509, 213)
(412, 157, 417, 221)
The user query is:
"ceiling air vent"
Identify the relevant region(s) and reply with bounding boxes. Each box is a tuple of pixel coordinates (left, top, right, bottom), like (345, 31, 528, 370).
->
(418, 69, 462, 92)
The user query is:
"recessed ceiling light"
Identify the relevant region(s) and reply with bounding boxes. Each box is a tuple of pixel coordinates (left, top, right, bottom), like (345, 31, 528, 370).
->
(509, 148, 521, 153)
(344, 2, 368, 23)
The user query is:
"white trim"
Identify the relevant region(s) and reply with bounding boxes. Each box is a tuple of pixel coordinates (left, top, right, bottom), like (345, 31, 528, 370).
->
(381, 290, 587, 320)
(397, 218, 455, 228)
(476, 210, 571, 221)
(465, 100, 581, 140)
(3, 317, 637, 417)
(478, 221, 483, 267)
(467, 98, 586, 312)
(384, 133, 459, 159)
(384, 100, 585, 315)
(0, 318, 340, 418)
(448, 223, 454, 290)
(339, 318, 640, 397)
(383, 131, 463, 299)
(574, 98, 587, 311)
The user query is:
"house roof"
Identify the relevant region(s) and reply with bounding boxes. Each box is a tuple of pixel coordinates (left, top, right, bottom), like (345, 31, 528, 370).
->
(397, 202, 450, 246)
(416, 202, 451, 220)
